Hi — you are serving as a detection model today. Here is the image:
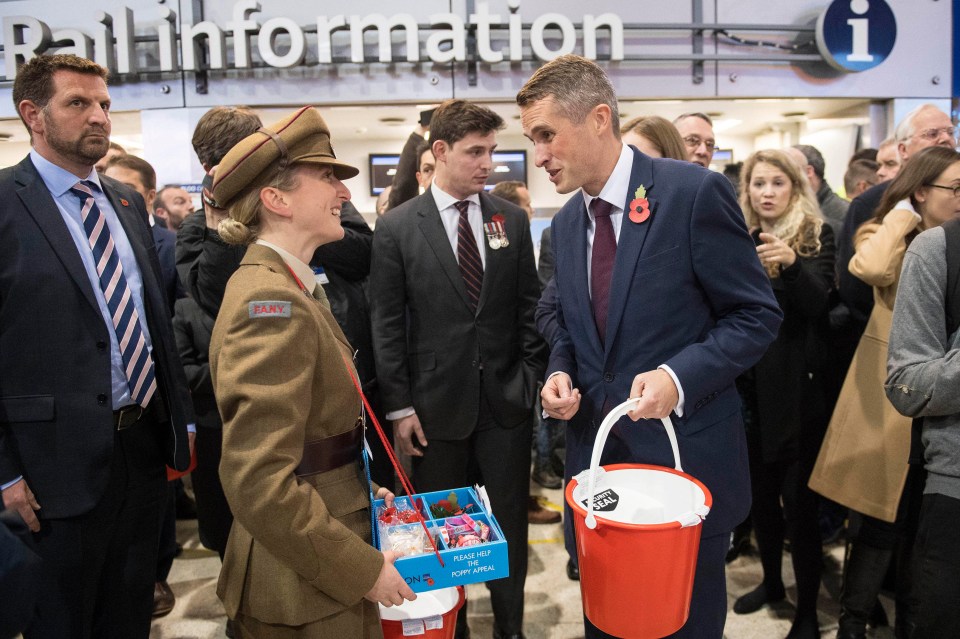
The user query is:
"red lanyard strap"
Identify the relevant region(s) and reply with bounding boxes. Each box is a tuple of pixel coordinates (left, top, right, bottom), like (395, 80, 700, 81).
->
(341, 354, 445, 567)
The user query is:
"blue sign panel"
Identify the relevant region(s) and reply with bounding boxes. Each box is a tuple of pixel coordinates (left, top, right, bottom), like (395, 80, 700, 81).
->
(816, 0, 897, 72)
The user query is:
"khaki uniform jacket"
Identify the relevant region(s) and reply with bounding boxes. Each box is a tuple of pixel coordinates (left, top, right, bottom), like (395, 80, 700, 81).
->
(809, 208, 918, 522)
(210, 244, 383, 632)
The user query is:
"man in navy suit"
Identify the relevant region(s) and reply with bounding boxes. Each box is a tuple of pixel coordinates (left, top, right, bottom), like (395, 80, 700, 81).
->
(0, 54, 193, 638)
(517, 55, 781, 638)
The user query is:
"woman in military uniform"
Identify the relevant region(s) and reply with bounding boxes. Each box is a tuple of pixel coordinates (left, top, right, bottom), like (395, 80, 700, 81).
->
(209, 106, 415, 638)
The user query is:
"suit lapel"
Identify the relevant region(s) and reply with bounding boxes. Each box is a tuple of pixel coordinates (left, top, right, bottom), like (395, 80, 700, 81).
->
(416, 191, 474, 311)
(605, 148, 656, 354)
(475, 192, 500, 313)
(14, 158, 102, 316)
(108, 184, 158, 297)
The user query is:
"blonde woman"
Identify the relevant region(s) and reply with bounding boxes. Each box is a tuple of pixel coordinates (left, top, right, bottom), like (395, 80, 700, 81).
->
(209, 107, 415, 638)
(733, 149, 836, 639)
(810, 145, 960, 639)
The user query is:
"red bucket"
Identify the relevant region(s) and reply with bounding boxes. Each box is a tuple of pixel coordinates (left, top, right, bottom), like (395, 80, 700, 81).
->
(565, 399, 712, 638)
(380, 586, 464, 639)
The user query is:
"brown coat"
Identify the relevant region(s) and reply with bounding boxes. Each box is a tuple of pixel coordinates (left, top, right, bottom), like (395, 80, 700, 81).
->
(210, 244, 383, 636)
(809, 209, 919, 522)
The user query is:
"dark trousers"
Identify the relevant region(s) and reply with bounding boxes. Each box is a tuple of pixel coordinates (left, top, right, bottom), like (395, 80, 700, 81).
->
(25, 418, 166, 639)
(751, 456, 822, 617)
(585, 532, 728, 638)
(913, 492, 960, 639)
(192, 425, 233, 559)
(412, 392, 532, 636)
(157, 480, 178, 580)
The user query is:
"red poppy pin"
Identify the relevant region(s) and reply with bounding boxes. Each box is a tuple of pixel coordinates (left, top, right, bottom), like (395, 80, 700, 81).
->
(492, 213, 505, 223)
(120, 198, 129, 207)
(628, 186, 650, 224)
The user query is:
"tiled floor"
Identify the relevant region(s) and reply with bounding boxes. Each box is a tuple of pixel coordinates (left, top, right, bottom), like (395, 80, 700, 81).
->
(151, 482, 897, 639)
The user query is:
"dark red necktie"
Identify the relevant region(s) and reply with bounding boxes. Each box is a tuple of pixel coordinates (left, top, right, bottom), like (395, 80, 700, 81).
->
(455, 200, 483, 311)
(591, 197, 616, 344)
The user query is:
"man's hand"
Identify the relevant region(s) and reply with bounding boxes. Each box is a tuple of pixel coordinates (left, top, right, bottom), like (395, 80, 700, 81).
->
(2, 479, 41, 532)
(189, 431, 196, 459)
(393, 414, 428, 457)
(541, 373, 581, 420)
(627, 369, 679, 421)
(364, 550, 417, 607)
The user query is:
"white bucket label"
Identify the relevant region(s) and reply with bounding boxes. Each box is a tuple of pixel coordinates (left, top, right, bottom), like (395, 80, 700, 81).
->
(401, 619, 425, 635)
(581, 487, 620, 512)
(424, 615, 443, 630)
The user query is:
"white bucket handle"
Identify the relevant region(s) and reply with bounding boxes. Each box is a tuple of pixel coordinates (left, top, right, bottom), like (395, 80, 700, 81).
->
(584, 398, 683, 530)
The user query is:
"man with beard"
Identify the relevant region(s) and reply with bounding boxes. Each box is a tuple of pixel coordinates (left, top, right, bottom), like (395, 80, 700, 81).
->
(0, 54, 194, 638)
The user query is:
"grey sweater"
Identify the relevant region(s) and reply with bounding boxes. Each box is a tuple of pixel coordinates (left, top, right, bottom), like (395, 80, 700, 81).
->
(885, 226, 960, 500)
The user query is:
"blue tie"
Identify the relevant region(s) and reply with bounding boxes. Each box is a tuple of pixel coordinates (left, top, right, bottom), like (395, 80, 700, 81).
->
(71, 181, 157, 407)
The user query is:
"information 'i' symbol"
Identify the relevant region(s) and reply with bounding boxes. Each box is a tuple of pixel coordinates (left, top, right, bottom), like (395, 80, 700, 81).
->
(847, 0, 873, 62)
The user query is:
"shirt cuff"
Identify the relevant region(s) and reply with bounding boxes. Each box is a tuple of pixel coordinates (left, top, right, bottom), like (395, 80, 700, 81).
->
(385, 407, 416, 421)
(1, 476, 23, 491)
(658, 365, 685, 417)
(187, 423, 196, 434)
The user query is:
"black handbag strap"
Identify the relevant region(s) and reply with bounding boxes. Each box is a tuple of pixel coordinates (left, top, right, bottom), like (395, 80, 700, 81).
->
(944, 217, 960, 337)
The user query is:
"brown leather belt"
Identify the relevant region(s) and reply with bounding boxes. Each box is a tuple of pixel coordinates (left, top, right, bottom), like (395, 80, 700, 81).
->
(295, 420, 363, 477)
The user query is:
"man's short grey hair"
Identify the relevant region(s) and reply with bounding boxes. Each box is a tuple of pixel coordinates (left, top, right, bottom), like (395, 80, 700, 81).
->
(673, 112, 713, 128)
(793, 144, 826, 179)
(895, 104, 947, 143)
(516, 54, 620, 139)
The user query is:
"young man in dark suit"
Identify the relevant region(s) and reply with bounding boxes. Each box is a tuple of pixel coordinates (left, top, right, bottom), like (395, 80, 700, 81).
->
(370, 99, 548, 639)
(0, 54, 194, 638)
(518, 55, 781, 639)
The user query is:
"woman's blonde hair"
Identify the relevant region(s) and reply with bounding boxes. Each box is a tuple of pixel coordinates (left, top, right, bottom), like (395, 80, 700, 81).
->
(218, 164, 303, 245)
(740, 149, 824, 275)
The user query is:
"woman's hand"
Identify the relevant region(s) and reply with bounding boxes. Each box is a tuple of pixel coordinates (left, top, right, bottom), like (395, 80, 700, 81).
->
(757, 232, 797, 270)
(375, 487, 395, 509)
(364, 551, 417, 607)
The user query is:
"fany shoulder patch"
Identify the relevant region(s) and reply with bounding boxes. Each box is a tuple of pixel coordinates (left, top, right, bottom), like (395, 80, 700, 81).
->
(249, 301, 292, 318)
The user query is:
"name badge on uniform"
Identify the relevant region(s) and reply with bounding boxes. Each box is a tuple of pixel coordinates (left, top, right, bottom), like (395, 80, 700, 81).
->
(249, 301, 291, 318)
(484, 215, 509, 250)
(312, 265, 330, 286)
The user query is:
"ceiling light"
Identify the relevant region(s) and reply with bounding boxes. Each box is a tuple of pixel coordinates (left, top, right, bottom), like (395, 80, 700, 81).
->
(711, 118, 742, 133)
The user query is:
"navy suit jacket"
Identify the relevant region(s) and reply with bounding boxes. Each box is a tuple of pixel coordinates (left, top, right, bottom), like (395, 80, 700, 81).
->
(152, 223, 182, 316)
(550, 147, 781, 535)
(0, 156, 193, 519)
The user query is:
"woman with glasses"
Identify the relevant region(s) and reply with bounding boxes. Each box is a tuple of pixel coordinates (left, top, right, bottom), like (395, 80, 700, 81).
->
(732, 149, 835, 639)
(810, 145, 960, 639)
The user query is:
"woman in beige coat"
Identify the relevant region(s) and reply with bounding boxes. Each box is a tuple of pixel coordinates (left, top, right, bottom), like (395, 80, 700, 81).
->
(809, 145, 960, 639)
(208, 107, 416, 638)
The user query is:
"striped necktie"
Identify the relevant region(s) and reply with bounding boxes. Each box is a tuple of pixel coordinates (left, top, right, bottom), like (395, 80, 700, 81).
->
(71, 181, 157, 408)
(454, 200, 483, 311)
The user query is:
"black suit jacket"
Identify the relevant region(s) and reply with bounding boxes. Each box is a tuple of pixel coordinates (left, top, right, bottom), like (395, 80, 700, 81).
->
(152, 224, 182, 316)
(369, 189, 548, 439)
(0, 156, 193, 519)
(175, 202, 378, 385)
